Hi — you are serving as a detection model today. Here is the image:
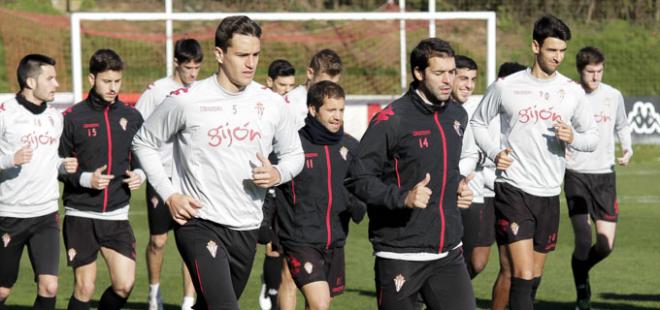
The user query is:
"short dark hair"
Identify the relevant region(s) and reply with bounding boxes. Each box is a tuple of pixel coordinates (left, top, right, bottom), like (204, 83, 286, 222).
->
(17, 54, 56, 90)
(215, 15, 262, 51)
(268, 59, 295, 79)
(455, 55, 478, 71)
(89, 49, 123, 76)
(410, 38, 455, 82)
(307, 80, 345, 111)
(533, 15, 571, 46)
(576, 46, 605, 73)
(309, 49, 342, 77)
(497, 62, 527, 78)
(175, 38, 203, 64)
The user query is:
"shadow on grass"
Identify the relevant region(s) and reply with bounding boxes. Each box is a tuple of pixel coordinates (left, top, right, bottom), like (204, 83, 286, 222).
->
(344, 287, 377, 297)
(476, 298, 659, 310)
(87, 301, 181, 309)
(601, 292, 660, 302)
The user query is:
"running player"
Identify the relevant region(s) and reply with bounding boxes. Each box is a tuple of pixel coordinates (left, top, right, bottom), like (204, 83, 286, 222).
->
(286, 49, 342, 129)
(257, 58, 296, 310)
(276, 80, 365, 310)
(0, 54, 77, 310)
(132, 16, 304, 309)
(135, 38, 203, 310)
(346, 38, 476, 310)
(471, 15, 599, 309)
(59, 49, 145, 310)
(566, 46, 632, 310)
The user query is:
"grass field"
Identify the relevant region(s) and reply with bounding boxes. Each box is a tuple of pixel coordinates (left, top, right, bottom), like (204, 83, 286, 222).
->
(4, 145, 660, 309)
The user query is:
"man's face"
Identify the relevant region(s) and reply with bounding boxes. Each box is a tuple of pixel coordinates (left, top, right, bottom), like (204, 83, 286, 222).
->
(175, 60, 202, 86)
(267, 75, 296, 96)
(309, 96, 344, 133)
(580, 62, 604, 93)
(89, 70, 122, 103)
(31, 65, 59, 102)
(533, 37, 567, 75)
(215, 34, 260, 91)
(414, 56, 456, 103)
(451, 68, 477, 104)
(308, 69, 340, 86)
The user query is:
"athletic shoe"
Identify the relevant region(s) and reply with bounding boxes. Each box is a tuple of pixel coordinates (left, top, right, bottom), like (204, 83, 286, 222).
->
(181, 296, 195, 310)
(259, 275, 272, 310)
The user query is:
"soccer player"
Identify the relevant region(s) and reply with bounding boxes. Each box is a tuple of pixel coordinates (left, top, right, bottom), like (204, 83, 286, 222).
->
(566, 46, 632, 310)
(135, 38, 203, 310)
(471, 15, 599, 309)
(346, 38, 476, 310)
(0, 54, 77, 310)
(275, 80, 365, 310)
(286, 49, 342, 129)
(266, 59, 296, 96)
(59, 49, 145, 310)
(257, 58, 296, 310)
(132, 16, 304, 309)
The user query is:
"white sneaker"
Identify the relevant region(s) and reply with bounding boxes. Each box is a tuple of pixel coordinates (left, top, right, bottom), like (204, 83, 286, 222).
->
(258, 281, 272, 310)
(181, 296, 195, 310)
(148, 290, 163, 310)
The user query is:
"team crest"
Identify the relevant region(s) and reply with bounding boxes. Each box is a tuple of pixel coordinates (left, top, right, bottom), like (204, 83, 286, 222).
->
(339, 146, 349, 161)
(2, 233, 10, 247)
(150, 196, 159, 209)
(510, 222, 519, 236)
(559, 89, 566, 101)
(544, 92, 550, 101)
(393, 274, 406, 293)
(119, 117, 128, 131)
(453, 120, 463, 137)
(255, 102, 265, 119)
(304, 262, 314, 274)
(68, 248, 77, 261)
(206, 240, 218, 258)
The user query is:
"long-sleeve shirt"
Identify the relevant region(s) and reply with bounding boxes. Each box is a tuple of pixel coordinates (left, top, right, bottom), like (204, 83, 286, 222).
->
(566, 82, 632, 173)
(0, 96, 63, 218)
(471, 69, 599, 197)
(133, 76, 304, 230)
(284, 85, 308, 130)
(135, 77, 187, 178)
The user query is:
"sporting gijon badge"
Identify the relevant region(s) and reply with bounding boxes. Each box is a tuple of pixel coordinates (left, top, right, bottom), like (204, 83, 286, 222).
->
(2, 233, 10, 247)
(68, 248, 77, 262)
(207, 240, 218, 258)
(393, 274, 406, 293)
(119, 117, 128, 131)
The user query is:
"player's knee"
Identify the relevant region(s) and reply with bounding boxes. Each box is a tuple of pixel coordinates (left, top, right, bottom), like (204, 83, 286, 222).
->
(38, 279, 58, 297)
(0, 287, 12, 301)
(595, 241, 613, 258)
(307, 296, 331, 310)
(148, 235, 168, 252)
(112, 281, 134, 298)
(472, 260, 488, 275)
(75, 281, 95, 299)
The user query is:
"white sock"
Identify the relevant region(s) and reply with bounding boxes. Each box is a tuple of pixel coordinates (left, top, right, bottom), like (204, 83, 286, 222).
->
(149, 283, 160, 299)
(181, 296, 195, 309)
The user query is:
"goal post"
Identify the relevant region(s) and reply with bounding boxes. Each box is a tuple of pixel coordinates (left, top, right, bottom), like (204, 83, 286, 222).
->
(70, 11, 496, 103)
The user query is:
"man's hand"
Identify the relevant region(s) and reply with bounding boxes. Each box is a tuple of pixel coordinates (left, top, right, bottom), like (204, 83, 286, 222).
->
(13, 146, 32, 166)
(91, 165, 115, 190)
(404, 173, 432, 209)
(495, 148, 513, 171)
(457, 173, 475, 209)
(62, 157, 78, 173)
(617, 149, 633, 166)
(123, 170, 143, 190)
(166, 193, 202, 225)
(252, 153, 281, 188)
(554, 120, 574, 143)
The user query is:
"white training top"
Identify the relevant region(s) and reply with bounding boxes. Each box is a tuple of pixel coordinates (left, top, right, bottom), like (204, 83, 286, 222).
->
(284, 85, 308, 130)
(463, 98, 498, 202)
(133, 75, 304, 230)
(566, 83, 633, 173)
(0, 97, 63, 218)
(471, 69, 599, 197)
(135, 77, 187, 178)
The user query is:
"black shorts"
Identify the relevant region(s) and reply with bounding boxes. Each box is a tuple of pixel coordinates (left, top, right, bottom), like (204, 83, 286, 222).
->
(494, 182, 560, 253)
(63, 216, 136, 268)
(0, 212, 60, 287)
(174, 218, 258, 310)
(374, 248, 475, 310)
(461, 197, 496, 249)
(283, 245, 345, 297)
(146, 181, 176, 235)
(564, 170, 618, 222)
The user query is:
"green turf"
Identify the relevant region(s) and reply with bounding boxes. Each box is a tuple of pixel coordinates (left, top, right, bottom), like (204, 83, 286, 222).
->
(4, 145, 660, 309)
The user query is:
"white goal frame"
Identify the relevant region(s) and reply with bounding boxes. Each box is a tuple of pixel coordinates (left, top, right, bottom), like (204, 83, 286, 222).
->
(71, 11, 496, 103)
